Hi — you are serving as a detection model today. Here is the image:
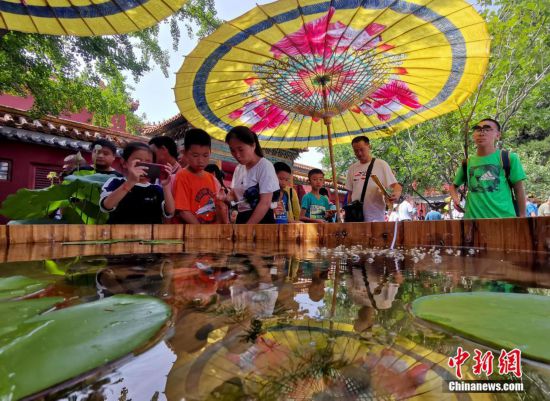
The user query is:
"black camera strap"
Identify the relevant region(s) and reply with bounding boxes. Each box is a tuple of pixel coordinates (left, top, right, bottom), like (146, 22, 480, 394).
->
(359, 158, 376, 203)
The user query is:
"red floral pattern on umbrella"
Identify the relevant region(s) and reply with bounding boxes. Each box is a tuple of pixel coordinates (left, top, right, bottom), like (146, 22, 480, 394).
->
(229, 7, 422, 132)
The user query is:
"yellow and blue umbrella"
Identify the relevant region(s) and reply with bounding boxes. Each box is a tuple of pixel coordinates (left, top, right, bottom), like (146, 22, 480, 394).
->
(0, 0, 187, 35)
(175, 0, 490, 212)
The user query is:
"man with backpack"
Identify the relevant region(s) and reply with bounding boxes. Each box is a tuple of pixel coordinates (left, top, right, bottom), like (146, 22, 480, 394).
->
(449, 118, 527, 219)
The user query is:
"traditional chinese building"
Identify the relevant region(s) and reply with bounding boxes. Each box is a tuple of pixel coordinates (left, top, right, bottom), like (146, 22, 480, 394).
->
(0, 95, 144, 223)
(0, 96, 344, 223)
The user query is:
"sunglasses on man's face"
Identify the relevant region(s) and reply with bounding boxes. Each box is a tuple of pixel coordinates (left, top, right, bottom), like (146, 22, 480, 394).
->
(472, 125, 494, 133)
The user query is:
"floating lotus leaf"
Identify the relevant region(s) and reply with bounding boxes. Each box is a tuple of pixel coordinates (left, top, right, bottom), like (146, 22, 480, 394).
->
(0, 295, 171, 400)
(0, 276, 51, 301)
(412, 293, 550, 363)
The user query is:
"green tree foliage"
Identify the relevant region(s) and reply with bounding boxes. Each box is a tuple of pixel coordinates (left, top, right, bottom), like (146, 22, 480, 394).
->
(516, 136, 550, 198)
(0, 0, 221, 133)
(320, 0, 550, 195)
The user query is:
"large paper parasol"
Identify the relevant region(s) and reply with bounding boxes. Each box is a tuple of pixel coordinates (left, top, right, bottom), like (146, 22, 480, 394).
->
(175, 0, 490, 214)
(166, 318, 492, 400)
(0, 0, 187, 35)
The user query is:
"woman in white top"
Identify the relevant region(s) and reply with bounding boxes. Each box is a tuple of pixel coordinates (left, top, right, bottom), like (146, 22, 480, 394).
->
(225, 126, 280, 224)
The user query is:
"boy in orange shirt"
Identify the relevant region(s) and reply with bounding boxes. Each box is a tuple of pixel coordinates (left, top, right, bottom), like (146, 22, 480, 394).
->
(174, 129, 220, 224)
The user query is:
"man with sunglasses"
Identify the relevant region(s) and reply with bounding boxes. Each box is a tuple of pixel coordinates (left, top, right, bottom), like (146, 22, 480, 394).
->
(449, 118, 527, 219)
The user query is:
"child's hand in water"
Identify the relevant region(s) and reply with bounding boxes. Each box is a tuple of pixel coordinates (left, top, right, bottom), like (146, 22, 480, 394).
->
(160, 163, 173, 187)
(127, 159, 147, 184)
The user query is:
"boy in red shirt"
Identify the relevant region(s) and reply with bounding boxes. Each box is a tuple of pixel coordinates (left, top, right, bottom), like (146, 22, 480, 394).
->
(173, 129, 221, 224)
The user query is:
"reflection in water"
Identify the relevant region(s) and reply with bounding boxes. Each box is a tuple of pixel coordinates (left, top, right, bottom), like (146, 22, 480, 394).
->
(2, 245, 550, 400)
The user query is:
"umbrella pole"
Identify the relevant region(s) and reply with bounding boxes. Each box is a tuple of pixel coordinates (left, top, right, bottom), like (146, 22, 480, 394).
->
(323, 117, 342, 222)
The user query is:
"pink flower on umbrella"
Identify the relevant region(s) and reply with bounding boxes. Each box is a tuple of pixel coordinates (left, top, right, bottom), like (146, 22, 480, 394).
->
(288, 64, 357, 98)
(271, 7, 337, 59)
(329, 21, 385, 53)
(271, 7, 386, 59)
(229, 99, 289, 133)
(355, 80, 421, 121)
(230, 7, 407, 130)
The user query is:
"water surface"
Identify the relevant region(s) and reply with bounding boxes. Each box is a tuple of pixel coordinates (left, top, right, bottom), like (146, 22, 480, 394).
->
(2, 243, 549, 401)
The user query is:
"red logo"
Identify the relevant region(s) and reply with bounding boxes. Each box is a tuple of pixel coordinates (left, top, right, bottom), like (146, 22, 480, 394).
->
(498, 349, 522, 378)
(449, 348, 522, 379)
(448, 347, 470, 379)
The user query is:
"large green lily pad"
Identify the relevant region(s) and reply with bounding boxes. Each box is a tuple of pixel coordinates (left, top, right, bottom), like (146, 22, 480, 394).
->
(0, 295, 171, 400)
(412, 292, 550, 363)
(0, 276, 51, 300)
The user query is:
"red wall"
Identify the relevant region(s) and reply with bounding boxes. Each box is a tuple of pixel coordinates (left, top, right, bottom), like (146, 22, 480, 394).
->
(0, 140, 124, 223)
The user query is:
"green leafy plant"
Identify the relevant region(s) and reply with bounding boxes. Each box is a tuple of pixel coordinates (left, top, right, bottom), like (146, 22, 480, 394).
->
(0, 294, 171, 400)
(0, 276, 51, 300)
(412, 293, 550, 363)
(0, 172, 110, 224)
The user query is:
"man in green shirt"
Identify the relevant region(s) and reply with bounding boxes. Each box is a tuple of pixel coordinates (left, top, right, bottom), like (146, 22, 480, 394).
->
(449, 118, 526, 219)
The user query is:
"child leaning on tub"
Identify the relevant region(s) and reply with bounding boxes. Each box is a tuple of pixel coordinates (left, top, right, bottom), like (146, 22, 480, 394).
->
(100, 142, 175, 224)
(224, 126, 280, 224)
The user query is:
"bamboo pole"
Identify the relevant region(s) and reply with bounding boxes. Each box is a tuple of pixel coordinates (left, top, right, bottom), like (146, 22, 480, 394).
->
(324, 117, 342, 220)
(320, 80, 342, 221)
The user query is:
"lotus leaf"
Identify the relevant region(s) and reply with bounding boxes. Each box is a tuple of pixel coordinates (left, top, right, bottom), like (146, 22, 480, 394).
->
(0, 295, 171, 400)
(0, 276, 51, 300)
(412, 293, 550, 363)
(0, 173, 111, 224)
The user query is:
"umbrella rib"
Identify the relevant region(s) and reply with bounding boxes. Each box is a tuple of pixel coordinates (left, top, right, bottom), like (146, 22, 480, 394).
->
(133, 0, 163, 25)
(318, 0, 335, 73)
(0, 11, 8, 30)
(252, 3, 320, 103)
(360, 87, 443, 132)
(294, 0, 322, 71)
(293, 0, 329, 114)
(42, 0, 71, 35)
(324, 0, 399, 99)
(184, 89, 285, 128)
(63, 0, 95, 36)
(85, 0, 122, 35)
(374, 3, 480, 53)
(324, 0, 402, 72)
(342, 56, 389, 109)
(156, 0, 180, 13)
(17, 0, 42, 34)
(178, 81, 308, 109)
(337, 109, 354, 140)
(377, 21, 489, 57)
(288, 113, 308, 149)
(347, 100, 384, 136)
(338, 0, 443, 67)
(198, 37, 318, 101)
(257, 109, 297, 144)
(179, 79, 304, 115)
(254, 2, 317, 72)
(328, 26, 488, 88)
(107, 0, 142, 33)
(328, 54, 390, 115)
(398, 70, 479, 99)
(325, 0, 448, 90)
(181, 54, 291, 73)
(223, 19, 312, 74)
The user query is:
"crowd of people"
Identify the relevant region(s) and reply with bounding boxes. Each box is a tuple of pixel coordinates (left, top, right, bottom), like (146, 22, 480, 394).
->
(57, 118, 548, 225)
